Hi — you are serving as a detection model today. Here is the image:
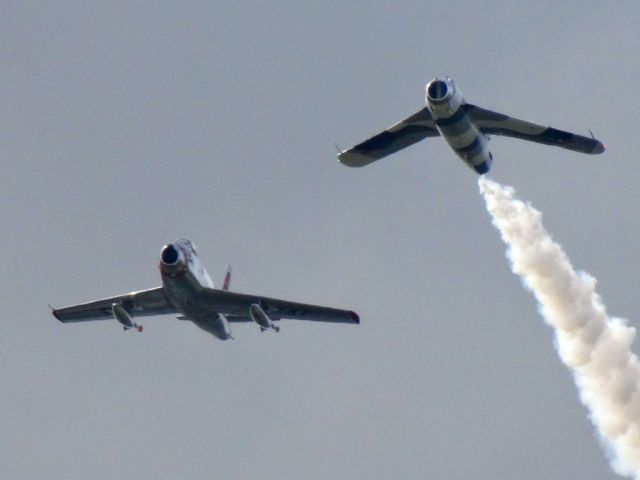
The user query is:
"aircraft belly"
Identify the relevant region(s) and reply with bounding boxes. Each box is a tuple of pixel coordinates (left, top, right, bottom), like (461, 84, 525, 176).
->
(435, 113, 490, 172)
(440, 128, 478, 149)
(192, 315, 233, 340)
(161, 271, 209, 314)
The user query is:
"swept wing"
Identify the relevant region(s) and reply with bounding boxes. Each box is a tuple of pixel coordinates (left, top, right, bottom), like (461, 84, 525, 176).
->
(465, 104, 605, 154)
(338, 107, 439, 167)
(52, 287, 174, 323)
(197, 288, 359, 324)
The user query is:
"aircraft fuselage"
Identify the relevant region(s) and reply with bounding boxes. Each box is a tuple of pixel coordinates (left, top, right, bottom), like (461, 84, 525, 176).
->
(426, 78, 492, 174)
(160, 238, 233, 340)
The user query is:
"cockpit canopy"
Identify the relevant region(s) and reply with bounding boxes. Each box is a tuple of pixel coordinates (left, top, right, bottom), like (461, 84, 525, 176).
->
(175, 237, 197, 255)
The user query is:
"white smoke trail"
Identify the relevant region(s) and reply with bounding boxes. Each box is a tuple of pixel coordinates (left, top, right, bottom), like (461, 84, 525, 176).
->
(479, 176, 640, 478)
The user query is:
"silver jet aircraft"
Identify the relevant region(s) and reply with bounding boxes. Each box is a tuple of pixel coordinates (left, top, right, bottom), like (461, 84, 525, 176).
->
(338, 77, 605, 174)
(51, 238, 359, 340)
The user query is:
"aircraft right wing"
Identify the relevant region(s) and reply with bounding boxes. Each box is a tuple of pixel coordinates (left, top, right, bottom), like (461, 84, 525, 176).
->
(338, 107, 440, 167)
(466, 104, 605, 154)
(51, 287, 175, 323)
(198, 288, 359, 324)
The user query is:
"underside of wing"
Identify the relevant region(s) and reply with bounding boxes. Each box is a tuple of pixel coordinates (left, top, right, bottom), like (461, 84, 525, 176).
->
(51, 287, 175, 323)
(224, 314, 253, 323)
(466, 104, 605, 154)
(338, 107, 439, 167)
(198, 289, 359, 324)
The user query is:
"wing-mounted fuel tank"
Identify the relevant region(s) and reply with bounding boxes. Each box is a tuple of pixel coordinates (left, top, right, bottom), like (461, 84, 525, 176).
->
(249, 303, 280, 333)
(112, 303, 143, 332)
(216, 313, 234, 340)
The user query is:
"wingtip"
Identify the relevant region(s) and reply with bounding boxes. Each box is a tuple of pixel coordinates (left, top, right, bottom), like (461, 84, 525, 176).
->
(49, 305, 62, 322)
(588, 130, 606, 154)
(337, 151, 374, 168)
(349, 311, 360, 324)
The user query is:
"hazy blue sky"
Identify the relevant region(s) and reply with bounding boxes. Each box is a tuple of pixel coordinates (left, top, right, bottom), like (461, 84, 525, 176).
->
(2, 2, 638, 479)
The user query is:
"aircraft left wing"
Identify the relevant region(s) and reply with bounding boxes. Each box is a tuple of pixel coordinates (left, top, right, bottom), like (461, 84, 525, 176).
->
(338, 107, 439, 167)
(197, 288, 359, 324)
(52, 287, 175, 323)
(466, 104, 605, 154)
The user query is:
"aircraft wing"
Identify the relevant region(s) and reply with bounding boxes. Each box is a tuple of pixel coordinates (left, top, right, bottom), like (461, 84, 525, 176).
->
(198, 288, 359, 324)
(466, 104, 605, 154)
(338, 107, 439, 167)
(51, 287, 175, 323)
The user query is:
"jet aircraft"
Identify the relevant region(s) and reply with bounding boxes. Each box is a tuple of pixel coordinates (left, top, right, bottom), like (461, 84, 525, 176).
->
(337, 77, 605, 174)
(51, 238, 359, 340)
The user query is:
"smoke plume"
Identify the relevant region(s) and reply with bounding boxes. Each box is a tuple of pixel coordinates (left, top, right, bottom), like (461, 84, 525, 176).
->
(479, 177, 640, 478)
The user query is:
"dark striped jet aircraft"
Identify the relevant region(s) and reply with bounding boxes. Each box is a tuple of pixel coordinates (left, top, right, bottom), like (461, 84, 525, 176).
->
(338, 77, 605, 174)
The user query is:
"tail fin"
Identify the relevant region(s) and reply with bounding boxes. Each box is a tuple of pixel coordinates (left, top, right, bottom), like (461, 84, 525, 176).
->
(222, 264, 232, 291)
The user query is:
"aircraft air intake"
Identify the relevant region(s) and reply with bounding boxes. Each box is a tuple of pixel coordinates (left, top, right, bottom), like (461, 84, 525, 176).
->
(480, 177, 640, 479)
(426, 79, 449, 102)
(161, 244, 181, 265)
(159, 243, 188, 278)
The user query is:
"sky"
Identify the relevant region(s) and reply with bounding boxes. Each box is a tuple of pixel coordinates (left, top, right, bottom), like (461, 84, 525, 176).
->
(1, 2, 639, 479)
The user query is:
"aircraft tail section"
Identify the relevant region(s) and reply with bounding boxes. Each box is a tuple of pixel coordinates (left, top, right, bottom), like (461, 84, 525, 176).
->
(222, 264, 232, 291)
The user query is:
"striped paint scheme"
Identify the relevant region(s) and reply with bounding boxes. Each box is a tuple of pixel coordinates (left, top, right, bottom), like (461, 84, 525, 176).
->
(426, 78, 492, 174)
(337, 76, 604, 175)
